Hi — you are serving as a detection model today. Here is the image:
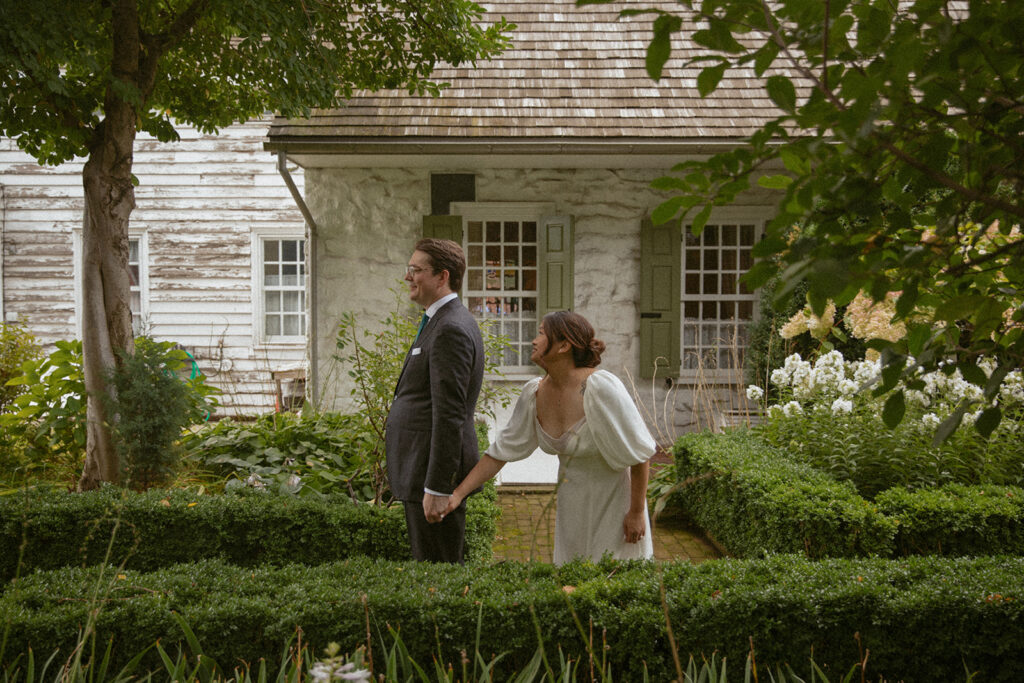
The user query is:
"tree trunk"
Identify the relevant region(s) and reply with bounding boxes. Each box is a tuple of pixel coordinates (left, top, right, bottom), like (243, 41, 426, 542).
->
(77, 0, 141, 491)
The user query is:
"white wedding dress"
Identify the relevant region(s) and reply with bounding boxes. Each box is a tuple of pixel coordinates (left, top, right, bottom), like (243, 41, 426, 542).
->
(488, 369, 655, 565)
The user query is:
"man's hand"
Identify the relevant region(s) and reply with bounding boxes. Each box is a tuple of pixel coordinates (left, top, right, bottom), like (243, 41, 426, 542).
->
(423, 492, 450, 523)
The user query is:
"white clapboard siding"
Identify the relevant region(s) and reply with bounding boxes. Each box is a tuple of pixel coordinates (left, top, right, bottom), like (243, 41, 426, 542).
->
(1, 119, 307, 416)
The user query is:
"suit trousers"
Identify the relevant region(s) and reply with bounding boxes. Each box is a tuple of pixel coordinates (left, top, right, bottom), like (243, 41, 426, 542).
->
(403, 499, 467, 564)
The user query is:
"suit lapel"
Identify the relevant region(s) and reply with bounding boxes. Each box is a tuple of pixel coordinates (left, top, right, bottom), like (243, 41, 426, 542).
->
(394, 299, 458, 392)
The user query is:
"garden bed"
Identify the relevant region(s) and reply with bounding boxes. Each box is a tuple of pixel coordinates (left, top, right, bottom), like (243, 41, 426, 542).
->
(3, 555, 1022, 681)
(669, 429, 1024, 559)
(0, 485, 500, 582)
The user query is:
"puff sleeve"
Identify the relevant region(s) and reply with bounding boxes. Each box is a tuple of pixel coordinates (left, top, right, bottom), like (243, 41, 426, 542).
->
(487, 377, 542, 462)
(584, 370, 656, 471)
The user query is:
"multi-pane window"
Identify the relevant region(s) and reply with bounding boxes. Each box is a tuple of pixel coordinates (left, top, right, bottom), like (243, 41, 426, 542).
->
(262, 238, 306, 339)
(128, 238, 143, 335)
(682, 222, 759, 371)
(464, 218, 539, 369)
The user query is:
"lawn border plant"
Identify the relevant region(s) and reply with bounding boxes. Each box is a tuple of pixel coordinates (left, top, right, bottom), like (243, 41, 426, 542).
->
(2, 555, 1022, 681)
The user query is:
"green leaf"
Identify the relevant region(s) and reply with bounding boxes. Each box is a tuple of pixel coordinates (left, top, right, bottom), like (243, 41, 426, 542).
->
(753, 42, 779, 77)
(882, 390, 905, 429)
(646, 14, 682, 81)
(975, 406, 1001, 440)
(958, 361, 987, 388)
(757, 174, 793, 189)
(766, 76, 797, 113)
(932, 402, 968, 446)
(697, 63, 727, 97)
(689, 204, 713, 235)
(905, 323, 932, 357)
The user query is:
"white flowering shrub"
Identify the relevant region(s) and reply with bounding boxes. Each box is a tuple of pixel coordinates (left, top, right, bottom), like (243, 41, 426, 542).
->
(753, 352, 1024, 496)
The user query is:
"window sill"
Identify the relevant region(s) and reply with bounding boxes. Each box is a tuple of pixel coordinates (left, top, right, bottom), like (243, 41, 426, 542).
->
(256, 338, 306, 349)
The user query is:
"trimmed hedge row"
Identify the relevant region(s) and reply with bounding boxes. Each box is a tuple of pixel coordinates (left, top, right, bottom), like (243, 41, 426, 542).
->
(671, 430, 897, 558)
(876, 484, 1024, 556)
(3, 555, 1023, 681)
(671, 430, 1024, 559)
(0, 485, 499, 582)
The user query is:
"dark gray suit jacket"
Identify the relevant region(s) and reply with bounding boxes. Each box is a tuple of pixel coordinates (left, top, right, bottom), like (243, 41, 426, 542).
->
(385, 298, 485, 502)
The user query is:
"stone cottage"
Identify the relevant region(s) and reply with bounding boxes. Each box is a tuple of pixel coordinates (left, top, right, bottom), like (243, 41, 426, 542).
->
(266, 0, 782, 482)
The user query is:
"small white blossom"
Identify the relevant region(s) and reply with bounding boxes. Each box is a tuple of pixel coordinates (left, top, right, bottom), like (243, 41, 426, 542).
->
(245, 474, 266, 489)
(310, 661, 371, 682)
(287, 474, 302, 488)
(782, 401, 804, 417)
(831, 398, 853, 414)
(921, 412, 941, 429)
(838, 379, 858, 396)
(746, 385, 764, 401)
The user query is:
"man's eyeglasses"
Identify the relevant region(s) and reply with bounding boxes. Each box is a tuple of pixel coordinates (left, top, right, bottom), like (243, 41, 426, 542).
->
(405, 265, 428, 276)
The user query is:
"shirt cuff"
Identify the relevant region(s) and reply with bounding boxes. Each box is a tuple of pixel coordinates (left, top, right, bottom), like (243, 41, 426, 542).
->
(424, 487, 451, 497)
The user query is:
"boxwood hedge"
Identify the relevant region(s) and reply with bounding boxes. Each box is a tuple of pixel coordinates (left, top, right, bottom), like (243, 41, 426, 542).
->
(876, 484, 1024, 557)
(670, 430, 897, 558)
(0, 485, 499, 581)
(670, 430, 1024, 559)
(2, 555, 1022, 681)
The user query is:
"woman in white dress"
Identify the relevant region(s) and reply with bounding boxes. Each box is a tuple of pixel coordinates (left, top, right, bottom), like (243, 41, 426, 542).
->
(443, 311, 656, 564)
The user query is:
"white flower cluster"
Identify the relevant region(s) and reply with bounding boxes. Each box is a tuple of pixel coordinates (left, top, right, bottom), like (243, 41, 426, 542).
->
(766, 351, 879, 405)
(755, 351, 1024, 422)
(310, 661, 372, 682)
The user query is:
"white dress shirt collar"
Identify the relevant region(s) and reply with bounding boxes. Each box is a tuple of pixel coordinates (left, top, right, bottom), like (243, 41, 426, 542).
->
(425, 292, 459, 318)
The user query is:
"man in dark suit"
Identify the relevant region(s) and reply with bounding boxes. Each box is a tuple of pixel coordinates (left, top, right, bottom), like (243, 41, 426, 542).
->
(385, 238, 485, 563)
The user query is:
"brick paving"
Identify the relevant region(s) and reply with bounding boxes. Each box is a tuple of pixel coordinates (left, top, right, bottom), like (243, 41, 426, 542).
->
(492, 487, 721, 564)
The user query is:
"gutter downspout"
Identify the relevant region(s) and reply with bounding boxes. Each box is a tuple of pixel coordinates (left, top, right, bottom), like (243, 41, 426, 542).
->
(276, 152, 319, 405)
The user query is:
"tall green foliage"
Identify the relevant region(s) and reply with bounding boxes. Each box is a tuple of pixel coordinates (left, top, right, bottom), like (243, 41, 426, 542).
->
(103, 338, 217, 489)
(592, 0, 1024, 435)
(0, 321, 43, 414)
(0, 338, 217, 488)
(333, 287, 513, 501)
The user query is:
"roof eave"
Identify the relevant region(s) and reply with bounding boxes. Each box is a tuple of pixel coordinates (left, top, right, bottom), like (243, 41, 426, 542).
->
(262, 137, 751, 157)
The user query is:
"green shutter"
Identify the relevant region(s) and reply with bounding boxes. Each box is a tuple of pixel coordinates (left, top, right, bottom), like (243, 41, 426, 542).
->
(639, 216, 681, 379)
(539, 215, 574, 317)
(422, 214, 464, 242)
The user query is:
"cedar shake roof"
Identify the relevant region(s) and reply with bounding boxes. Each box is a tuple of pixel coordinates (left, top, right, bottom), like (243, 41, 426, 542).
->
(266, 0, 786, 152)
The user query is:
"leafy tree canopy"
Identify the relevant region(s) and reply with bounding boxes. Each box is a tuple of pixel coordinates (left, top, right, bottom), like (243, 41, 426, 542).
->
(587, 0, 1024, 438)
(1, 0, 511, 164)
(0, 0, 511, 489)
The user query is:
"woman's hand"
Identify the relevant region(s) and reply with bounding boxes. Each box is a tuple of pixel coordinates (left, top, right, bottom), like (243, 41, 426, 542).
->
(622, 510, 646, 544)
(442, 490, 465, 517)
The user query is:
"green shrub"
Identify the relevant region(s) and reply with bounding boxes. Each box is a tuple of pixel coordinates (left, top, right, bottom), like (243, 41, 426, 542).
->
(1, 337, 217, 488)
(0, 485, 500, 581)
(3, 555, 1022, 681)
(0, 321, 42, 414)
(876, 483, 1024, 556)
(106, 338, 218, 490)
(671, 429, 896, 558)
(755, 352, 1024, 496)
(0, 339, 86, 485)
(182, 411, 384, 500)
(0, 322, 44, 478)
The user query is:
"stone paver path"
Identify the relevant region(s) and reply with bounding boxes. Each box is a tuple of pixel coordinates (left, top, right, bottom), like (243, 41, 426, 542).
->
(493, 487, 720, 563)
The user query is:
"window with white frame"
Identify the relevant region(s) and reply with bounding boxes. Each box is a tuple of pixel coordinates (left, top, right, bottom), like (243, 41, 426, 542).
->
(128, 237, 144, 335)
(257, 235, 306, 342)
(455, 203, 552, 371)
(681, 219, 761, 373)
(73, 229, 148, 339)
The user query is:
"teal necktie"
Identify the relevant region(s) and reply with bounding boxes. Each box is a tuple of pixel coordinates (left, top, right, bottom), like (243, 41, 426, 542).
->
(415, 313, 429, 341)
